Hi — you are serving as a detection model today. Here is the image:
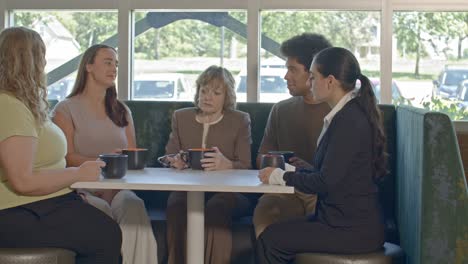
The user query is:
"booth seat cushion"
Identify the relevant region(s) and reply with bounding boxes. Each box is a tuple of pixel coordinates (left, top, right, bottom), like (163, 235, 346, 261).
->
(294, 242, 404, 264)
(0, 248, 76, 264)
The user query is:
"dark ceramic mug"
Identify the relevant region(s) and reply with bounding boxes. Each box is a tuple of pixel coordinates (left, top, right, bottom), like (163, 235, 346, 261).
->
(187, 148, 215, 170)
(122, 148, 148, 170)
(267, 151, 295, 163)
(99, 154, 128, 179)
(260, 154, 285, 170)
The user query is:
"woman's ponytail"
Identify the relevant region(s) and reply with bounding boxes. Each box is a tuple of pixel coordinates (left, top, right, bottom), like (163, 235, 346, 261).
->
(357, 74, 388, 181)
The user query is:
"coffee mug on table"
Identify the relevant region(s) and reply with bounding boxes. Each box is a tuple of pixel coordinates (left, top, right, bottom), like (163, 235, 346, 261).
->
(260, 154, 285, 170)
(98, 154, 128, 179)
(267, 151, 295, 163)
(122, 148, 148, 170)
(187, 148, 215, 170)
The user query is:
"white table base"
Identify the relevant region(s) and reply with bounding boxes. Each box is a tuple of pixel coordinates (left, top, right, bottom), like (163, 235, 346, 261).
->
(187, 191, 204, 264)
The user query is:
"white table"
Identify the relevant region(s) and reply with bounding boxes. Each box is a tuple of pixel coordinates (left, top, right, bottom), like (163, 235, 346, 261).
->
(71, 168, 294, 264)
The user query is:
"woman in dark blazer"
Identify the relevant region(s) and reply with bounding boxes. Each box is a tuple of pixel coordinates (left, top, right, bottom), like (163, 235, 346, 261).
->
(257, 47, 387, 264)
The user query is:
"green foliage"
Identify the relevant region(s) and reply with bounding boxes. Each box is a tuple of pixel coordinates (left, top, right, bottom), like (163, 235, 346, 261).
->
(11, 10, 468, 77)
(261, 11, 378, 53)
(463, 48, 468, 59)
(13, 11, 118, 53)
(12, 12, 44, 26)
(394, 12, 468, 75)
(422, 96, 468, 120)
(133, 12, 247, 60)
(69, 12, 117, 51)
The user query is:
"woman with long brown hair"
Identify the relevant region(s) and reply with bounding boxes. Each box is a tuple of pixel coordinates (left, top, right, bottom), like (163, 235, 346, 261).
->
(0, 27, 122, 264)
(257, 47, 387, 263)
(52, 44, 157, 264)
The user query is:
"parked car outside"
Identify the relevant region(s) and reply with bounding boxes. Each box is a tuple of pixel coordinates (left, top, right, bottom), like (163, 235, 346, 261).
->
(456, 80, 468, 108)
(236, 67, 289, 103)
(433, 65, 468, 98)
(235, 67, 411, 104)
(133, 73, 191, 101)
(370, 78, 413, 104)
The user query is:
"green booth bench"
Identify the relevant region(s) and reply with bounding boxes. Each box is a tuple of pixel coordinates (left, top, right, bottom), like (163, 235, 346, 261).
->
(46, 100, 468, 264)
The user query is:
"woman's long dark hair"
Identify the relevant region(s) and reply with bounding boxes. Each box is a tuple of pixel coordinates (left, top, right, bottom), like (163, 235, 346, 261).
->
(68, 44, 128, 127)
(313, 47, 388, 181)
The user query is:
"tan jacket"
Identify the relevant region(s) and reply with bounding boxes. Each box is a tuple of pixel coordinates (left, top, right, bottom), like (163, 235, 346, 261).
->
(165, 107, 252, 169)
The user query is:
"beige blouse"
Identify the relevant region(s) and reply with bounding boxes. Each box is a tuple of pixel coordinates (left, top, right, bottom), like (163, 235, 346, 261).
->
(165, 107, 252, 169)
(52, 97, 129, 158)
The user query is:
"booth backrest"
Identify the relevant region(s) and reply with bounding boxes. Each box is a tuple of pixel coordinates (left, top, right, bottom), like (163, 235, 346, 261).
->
(395, 105, 468, 264)
(125, 101, 275, 169)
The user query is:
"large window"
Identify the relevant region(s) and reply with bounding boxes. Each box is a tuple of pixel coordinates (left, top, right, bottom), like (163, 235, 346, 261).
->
(132, 11, 247, 102)
(11, 10, 118, 101)
(4, 1, 467, 119)
(255, 11, 381, 103)
(392, 11, 468, 120)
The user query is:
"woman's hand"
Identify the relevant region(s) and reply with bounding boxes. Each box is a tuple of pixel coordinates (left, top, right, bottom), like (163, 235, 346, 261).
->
(76, 160, 106, 181)
(201, 147, 233, 171)
(77, 192, 89, 203)
(167, 153, 188, 170)
(289, 157, 314, 170)
(258, 167, 276, 184)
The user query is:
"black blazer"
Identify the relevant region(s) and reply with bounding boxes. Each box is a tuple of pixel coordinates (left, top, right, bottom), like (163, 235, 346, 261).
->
(283, 98, 383, 229)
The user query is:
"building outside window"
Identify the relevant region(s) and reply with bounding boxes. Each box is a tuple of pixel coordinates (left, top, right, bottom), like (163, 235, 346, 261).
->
(11, 10, 118, 101)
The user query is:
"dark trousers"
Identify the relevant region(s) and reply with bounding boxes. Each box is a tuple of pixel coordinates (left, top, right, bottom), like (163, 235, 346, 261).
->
(256, 217, 384, 264)
(0, 192, 122, 264)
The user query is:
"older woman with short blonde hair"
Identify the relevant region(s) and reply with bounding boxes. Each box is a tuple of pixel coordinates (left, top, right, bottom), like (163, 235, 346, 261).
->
(164, 65, 252, 264)
(194, 65, 237, 112)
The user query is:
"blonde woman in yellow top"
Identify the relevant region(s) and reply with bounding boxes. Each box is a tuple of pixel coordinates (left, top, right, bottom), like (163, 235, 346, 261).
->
(0, 27, 122, 264)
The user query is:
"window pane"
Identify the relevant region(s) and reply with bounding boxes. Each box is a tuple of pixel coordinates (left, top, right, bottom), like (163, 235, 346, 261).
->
(132, 11, 247, 102)
(393, 11, 468, 120)
(12, 10, 118, 101)
(259, 10, 381, 103)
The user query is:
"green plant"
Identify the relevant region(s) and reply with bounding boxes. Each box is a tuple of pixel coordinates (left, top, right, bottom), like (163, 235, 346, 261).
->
(422, 96, 468, 120)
